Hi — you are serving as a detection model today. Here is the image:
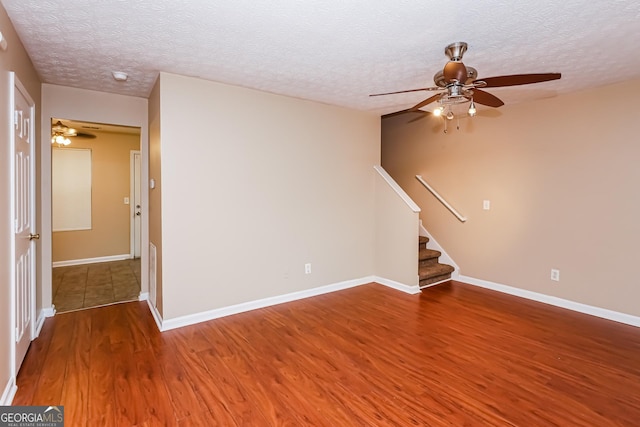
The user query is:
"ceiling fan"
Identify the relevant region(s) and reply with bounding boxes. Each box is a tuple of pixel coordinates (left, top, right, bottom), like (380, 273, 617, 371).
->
(51, 120, 96, 146)
(371, 42, 561, 119)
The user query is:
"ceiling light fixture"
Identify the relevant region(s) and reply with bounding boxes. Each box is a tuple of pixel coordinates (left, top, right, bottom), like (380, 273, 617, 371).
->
(432, 91, 478, 133)
(112, 71, 128, 81)
(51, 133, 71, 146)
(0, 31, 7, 51)
(51, 120, 77, 146)
(468, 99, 477, 117)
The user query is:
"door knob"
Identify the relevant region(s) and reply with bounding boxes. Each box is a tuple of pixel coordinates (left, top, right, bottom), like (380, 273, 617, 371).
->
(29, 233, 40, 240)
(135, 212, 141, 216)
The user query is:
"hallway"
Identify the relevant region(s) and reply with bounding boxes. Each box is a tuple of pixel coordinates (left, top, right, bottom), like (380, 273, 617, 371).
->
(52, 259, 141, 313)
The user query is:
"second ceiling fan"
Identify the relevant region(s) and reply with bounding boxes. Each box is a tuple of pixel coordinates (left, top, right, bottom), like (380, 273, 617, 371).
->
(371, 42, 561, 118)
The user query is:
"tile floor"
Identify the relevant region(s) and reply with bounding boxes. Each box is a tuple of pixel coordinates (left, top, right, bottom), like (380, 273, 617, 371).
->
(52, 258, 141, 313)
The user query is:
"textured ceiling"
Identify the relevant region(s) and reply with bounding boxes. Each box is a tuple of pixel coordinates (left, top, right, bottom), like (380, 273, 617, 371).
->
(2, 0, 640, 115)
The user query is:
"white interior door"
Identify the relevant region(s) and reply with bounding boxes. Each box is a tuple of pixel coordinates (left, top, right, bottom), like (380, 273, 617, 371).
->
(11, 74, 36, 375)
(131, 150, 142, 258)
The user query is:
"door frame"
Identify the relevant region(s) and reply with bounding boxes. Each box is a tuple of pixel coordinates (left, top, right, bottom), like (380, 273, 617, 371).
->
(130, 150, 141, 258)
(40, 84, 150, 317)
(9, 72, 37, 381)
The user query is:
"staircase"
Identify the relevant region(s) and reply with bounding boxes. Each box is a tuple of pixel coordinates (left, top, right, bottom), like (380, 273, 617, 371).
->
(419, 236, 454, 288)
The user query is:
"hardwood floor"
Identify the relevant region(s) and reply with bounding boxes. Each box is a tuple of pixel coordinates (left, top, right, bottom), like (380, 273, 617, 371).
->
(14, 281, 640, 426)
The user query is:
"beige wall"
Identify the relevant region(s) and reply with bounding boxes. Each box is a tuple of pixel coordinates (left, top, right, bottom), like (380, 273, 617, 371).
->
(148, 79, 163, 315)
(155, 72, 380, 320)
(374, 168, 420, 287)
(382, 79, 640, 317)
(52, 132, 140, 262)
(0, 2, 42, 401)
(41, 84, 149, 310)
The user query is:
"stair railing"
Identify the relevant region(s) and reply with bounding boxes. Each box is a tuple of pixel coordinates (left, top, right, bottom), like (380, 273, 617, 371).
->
(415, 175, 467, 223)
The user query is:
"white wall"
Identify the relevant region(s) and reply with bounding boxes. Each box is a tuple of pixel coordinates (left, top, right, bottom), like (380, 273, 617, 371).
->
(41, 84, 149, 311)
(156, 72, 380, 320)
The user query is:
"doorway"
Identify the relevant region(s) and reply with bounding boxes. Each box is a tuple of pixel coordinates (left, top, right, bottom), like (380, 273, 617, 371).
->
(50, 119, 142, 313)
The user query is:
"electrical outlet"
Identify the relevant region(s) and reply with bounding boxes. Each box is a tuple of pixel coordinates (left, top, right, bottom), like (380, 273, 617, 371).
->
(551, 269, 560, 281)
(305, 263, 311, 274)
(483, 200, 491, 210)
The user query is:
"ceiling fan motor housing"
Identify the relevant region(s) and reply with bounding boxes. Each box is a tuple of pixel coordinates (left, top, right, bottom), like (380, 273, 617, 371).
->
(443, 61, 469, 84)
(444, 42, 467, 61)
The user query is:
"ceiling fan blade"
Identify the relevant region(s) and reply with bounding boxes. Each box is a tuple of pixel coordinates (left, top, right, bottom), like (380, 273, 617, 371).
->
(75, 132, 96, 139)
(370, 87, 440, 97)
(474, 73, 561, 88)
(381, 109, 429, 119)
(472, 89, 504, 107)
(410, 94, 442, 111)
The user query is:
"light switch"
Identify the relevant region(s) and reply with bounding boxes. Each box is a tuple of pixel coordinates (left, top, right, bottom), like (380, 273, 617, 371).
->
(124, 197, 130, 205)
(483, 200, 490, 210)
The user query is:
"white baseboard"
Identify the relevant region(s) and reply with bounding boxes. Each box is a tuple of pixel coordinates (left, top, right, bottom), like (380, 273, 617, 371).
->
(459, 275, 640, 328)
(419, 277, 452, 289)
(146, 298, 163, 332)
(0, 377, 17, 406)
(52, 254, 131, 268)
(373, 276, 421, 294)
(149, 276, 421, 332)
(160, 277, 381, 331)
(35, 307, 56, 337)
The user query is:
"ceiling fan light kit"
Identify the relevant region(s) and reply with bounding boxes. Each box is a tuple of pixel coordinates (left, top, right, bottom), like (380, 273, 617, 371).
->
(51, 120, 96, 146)
(372, 42, 561, 133)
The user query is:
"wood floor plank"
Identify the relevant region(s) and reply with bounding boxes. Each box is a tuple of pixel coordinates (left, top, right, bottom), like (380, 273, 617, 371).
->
(13, 282, 640, 426)
(111, 340, 147, 426)
(12, 317, 55, 405)
(58, 309, 91, 427)
(28, 313, 75, 405)
(214, 314, 352, 426)
(86, 337, 117, 426)
(133, 347, 175, 425)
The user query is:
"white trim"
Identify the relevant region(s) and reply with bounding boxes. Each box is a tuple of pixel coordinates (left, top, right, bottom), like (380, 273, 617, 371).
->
(373, 276, 421, 294)
(146, 298, 163, 331)
(419, 220, 459, 278)
(129, 150, 141, 258)
(459, 275, 640, 328)
(52, 254, 131, 268)
(146, 277, 422, 333)
(374, 166, 421, 213)
(138, 292, 149, 301)
(0, 377, 17, 406)
(35, 307, 55, 337)
(419, 277, 452, 289)
(8, 71, 16, 407)
(160, 277, 369, 331)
